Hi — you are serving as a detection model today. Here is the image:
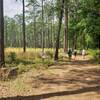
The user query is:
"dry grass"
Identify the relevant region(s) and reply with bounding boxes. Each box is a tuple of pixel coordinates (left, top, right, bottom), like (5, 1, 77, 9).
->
(5, 48, 54, 59)
(4, 48, 55, 74)
(5, 47, 63, 64)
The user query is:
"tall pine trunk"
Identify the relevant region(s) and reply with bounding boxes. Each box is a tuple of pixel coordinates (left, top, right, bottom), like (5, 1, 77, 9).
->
(64, 0, 68, 53)
(51, 0, 55, 49)
(41, 0, 44, 53)
(22, 0, 26, 52)
(0, 0, 4, 66)
(54, 0, 64, 61)
(33, 5, 36, 49)
(74, 32, 77, 49)
(5, 20, 8, 47)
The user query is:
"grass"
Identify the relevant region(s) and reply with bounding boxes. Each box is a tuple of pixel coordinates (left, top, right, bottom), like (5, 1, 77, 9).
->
(4, 48, 56, 74)
(4, 48, 99, 74)
(11, 78, 31, 93)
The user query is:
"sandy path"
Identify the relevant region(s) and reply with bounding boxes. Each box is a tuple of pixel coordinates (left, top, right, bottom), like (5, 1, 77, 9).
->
(0, 56, 100, 100)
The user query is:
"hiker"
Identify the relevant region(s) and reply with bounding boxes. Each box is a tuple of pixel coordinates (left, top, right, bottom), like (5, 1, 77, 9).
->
(82, 49, 86, 59)
(73, 49, 77, 60)
(68, 48, 72, 61)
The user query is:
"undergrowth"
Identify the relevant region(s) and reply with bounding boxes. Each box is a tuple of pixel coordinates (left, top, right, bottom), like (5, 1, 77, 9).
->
(88, 49, 100, 63)
(5, 48, 55, 74)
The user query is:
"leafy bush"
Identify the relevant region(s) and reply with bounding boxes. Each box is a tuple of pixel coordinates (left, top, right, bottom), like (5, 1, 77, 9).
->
(17, 63, 32, 74)
(7, 52, 17, 63)
(93, 50, 100, 63)
(46, 51, 53, 58)
(88, 49, 100, 63)
(42, 59, 54, 68)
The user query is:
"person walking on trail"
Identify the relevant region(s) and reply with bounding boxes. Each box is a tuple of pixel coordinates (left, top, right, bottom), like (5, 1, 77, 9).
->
(68, 49, 72, 61)
(82, 49, 86, 59)
(74, 49, 77, 60)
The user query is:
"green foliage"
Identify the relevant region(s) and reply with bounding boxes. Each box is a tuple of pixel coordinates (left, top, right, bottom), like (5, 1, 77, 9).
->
(7, 52, 16, 63)
(46, 51, 53, 58)
(42, 59, 54, 68)
(88, 49, 100, 63)
(4, 0, 99, 49)
(17, 63, 32, 74)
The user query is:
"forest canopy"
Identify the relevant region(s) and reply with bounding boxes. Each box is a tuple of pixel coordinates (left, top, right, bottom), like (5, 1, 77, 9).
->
(4, 0, 100, 49)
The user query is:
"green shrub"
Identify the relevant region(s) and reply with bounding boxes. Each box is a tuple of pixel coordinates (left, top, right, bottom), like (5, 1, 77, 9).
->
(7, 52, 17, 63)
(93, 50, 100, 63)
(46, 51, 53, 58)
(17, 63, 31, 74)
(42, 59, 54, 68)
(88, 49, 100, 63)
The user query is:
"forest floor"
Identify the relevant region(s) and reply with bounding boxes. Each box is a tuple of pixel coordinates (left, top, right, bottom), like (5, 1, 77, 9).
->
(0, 55, 100, 100)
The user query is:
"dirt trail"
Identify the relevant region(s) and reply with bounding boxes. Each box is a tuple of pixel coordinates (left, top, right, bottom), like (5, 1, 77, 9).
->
(0, 56, 100, 100)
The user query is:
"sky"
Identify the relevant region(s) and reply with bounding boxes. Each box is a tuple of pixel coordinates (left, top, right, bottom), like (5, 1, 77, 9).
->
(4, 0, 22, 17)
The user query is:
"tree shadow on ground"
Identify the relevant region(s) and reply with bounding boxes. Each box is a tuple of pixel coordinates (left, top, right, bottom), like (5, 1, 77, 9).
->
(34, 68, 100, 86)
(0, 85, 100, 100)
(56, 59, 97, 68)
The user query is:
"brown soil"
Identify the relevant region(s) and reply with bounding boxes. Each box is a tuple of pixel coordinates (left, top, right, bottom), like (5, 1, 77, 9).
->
(0, 56, 100, 100)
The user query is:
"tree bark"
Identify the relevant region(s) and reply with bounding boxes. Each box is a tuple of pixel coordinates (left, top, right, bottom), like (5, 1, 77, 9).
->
(22, 0, 26, 52)
(64, 0, 68, 53)
(74, 33, 77, 49)
(0, 0, 4, 66)
(41, 0, 44, 53)
(33, 5, 36, 49)
(5, 20, 8, 47)
(54, 0, 64, 61)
